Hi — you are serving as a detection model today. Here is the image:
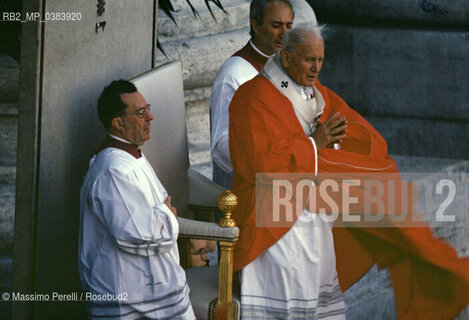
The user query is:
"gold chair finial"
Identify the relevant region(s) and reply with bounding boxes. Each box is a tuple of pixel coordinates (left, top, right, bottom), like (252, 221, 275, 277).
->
(217, 190, 237, 228)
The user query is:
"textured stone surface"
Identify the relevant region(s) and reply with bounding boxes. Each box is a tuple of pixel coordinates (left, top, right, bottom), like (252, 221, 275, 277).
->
(366, 116, 469, 159)
(158, 0, 251, 42)
(156, 29, 250, 89)
(0, 167, 15, 250)
(0, 252, 12, 320)
(0, 107, 18, 166)
(319, 25, 469, 121)
(0, 55, 19, 103)
(307, 0, 469, 26)
(156, 0, 317, 89)
(186, 98, 211, 166)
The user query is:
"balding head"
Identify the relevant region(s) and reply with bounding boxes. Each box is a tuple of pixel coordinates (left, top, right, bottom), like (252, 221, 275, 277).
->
(281, 24, 325, 54)
(280, 25, 326, 87)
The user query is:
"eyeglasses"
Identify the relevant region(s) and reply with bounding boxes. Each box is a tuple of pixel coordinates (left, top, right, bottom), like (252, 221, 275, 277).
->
(126, 104, 151, 118)
(191, 248, 210, 261)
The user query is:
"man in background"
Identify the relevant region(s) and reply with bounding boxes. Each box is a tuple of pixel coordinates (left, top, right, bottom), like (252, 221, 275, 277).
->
(210, 0, 294, 189)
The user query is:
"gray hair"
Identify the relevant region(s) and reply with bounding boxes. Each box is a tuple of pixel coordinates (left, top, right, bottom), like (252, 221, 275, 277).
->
(281, 24, 326, 54)
(249, 0, 295, 37)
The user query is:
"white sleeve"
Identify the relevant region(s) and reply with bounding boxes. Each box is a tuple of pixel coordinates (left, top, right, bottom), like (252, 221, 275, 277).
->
(210, 57, 259, 175)
(308, 137, 318, 176)
(210, 80, 236, 174)
(90, 168, 177, 255)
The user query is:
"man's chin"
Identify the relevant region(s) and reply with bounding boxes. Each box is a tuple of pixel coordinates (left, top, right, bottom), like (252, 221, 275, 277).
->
(304, 78, 317, 87)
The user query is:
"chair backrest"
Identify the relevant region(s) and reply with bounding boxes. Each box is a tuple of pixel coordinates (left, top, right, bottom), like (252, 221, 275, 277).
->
(131, 61, 190, 217)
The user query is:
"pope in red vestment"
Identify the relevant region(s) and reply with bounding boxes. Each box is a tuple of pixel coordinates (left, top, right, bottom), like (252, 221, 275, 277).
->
(229, 26, 469, 319)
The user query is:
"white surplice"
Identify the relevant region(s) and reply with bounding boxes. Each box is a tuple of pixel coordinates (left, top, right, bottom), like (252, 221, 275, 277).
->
(79, 148, 195, 320)
(240, 54, 346, 320)
(210, 41, 269, 189)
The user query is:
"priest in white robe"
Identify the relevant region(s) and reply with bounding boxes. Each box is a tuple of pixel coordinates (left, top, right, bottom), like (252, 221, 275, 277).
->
(79, 80, 196, 320)
(210, 0, 295, 189)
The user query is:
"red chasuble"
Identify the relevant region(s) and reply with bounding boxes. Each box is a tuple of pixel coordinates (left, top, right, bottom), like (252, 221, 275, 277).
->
(229, 75, 469, 320)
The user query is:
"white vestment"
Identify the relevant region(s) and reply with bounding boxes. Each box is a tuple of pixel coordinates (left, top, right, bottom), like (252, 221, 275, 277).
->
(79, 148, 195, 320)
(210, 41, 269, 189)
(240, 55, 346, 320)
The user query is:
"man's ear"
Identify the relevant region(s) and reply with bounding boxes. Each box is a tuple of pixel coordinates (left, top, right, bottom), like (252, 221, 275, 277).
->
(251, 19, 260, 36)
(111, 116, 124, 132)
(281, 50, 290, 68)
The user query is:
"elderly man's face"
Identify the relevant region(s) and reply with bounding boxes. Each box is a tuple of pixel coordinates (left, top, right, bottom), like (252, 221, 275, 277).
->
(252, 1, 293, 55)
(118, 91, 154, 146)
(281, 34, 324, 87)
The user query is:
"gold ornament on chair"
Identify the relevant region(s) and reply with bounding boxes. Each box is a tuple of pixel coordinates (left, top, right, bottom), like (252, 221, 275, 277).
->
(217, 190, 238, 228)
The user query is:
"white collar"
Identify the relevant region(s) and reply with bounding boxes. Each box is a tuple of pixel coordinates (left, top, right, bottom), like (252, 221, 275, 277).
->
(249, 39, 271, 58)
(260, 53, 326, 136)
(107, 133, 133, 145)
(272, 55, 314, 99)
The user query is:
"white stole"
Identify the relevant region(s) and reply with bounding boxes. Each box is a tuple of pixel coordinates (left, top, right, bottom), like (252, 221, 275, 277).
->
(260, 54, 325, 136)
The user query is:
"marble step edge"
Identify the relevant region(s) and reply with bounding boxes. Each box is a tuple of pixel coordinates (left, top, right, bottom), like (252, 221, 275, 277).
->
(184, 86, 211, 103)
(188, 150, 211, 166)
(0, 166, 16, 189)
(155, 28, 250, 90)
(0, 103, 18, 116)
(393, 155, 469, 174)
(0, 166, 16, 178)
(157, 0, 250, 43)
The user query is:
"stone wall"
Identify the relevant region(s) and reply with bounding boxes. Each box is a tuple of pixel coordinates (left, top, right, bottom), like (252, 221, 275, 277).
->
(308, 0, 469, 159)
(0, 55, 18, 250)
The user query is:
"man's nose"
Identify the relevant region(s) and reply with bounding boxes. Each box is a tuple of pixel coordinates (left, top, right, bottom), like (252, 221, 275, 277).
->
(311, 61, 320, 72)
(145, 110, 154, 121)
(279, 24, 288, 36)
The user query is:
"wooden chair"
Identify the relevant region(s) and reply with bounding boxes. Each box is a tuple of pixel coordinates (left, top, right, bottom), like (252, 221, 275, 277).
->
(131, 60, 240, 320)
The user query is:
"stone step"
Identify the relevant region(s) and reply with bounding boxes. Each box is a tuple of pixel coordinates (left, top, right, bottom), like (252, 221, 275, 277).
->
(308, 0, 469, 27)
(158, 0, 251, 43)
(320, 24, 469, 121)
(0, 166, 15, 250)
(156, 27, 251, 89)
(366, 116, 469, 159)
(0, 251, 12, 319)
(184, 86, 211, 102)
(156, 0, 317, 89)
(189, 150, 211, 167)
(0, 104, 18, 166)
(185, 98, 211, 167)
(0, 54, 20, 103)
(189, 163, 212, 180)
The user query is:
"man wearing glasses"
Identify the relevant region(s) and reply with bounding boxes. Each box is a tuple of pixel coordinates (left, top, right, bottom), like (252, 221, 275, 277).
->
(79, 80, 196, 319)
